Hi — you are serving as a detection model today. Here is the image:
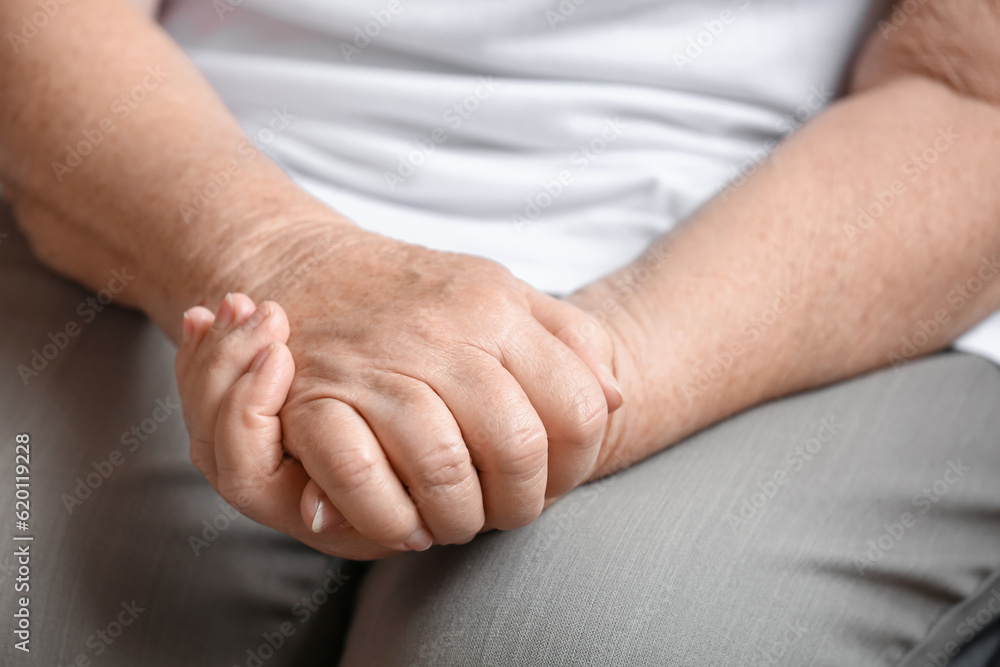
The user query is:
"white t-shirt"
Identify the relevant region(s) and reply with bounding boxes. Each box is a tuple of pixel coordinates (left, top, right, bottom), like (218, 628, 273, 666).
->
(161, 0, 1000, 364)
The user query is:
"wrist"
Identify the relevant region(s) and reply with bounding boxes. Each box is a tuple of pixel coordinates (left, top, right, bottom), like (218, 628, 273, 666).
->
(148, 186, 357, 341)
(568, 248, 756, 481)
(565, 272, 664, 478)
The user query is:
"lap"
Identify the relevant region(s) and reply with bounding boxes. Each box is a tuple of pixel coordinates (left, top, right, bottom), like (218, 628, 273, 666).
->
(342, 351, 1000, 666)
(0, 206, 360, 666)
(5, 200, 999, 666)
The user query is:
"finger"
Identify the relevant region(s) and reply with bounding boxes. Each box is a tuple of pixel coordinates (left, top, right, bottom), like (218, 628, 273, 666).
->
(300, 480, 351, 534)
(204, 333, 401, 560)
(282, 399, 434, 552)
(181, 298, 290, 483)
(185, 297, 290, 428)
(178, 292, 258, 396)
(502, 320, 608, 499)
(216, 291, 257, 331)
(177, 306, 220, 482)
(300, 480, 414, 560)
(357, 379, 484, 545)
(215, 341, 293, 500)
(214, 346, 397, 560)
(175, 305, 215, 392)
(430, 357, 548, 531)
(528, 291, 624, 412)
(213, 341, 318, 535)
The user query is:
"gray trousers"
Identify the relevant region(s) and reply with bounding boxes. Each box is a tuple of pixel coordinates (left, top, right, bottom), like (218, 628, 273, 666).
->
(1, 203, 999, 667)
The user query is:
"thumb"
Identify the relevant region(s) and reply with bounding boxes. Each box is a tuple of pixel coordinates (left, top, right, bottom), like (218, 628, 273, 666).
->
(527, 291, 624, 412)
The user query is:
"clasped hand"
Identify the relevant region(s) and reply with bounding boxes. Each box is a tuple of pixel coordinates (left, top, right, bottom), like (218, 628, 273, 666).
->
(175, 228, 623, 560)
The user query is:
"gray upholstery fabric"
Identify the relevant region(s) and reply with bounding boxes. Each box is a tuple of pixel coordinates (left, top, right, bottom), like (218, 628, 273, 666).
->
(1, 201, 998, 666)
(342, 351, 1000, 666)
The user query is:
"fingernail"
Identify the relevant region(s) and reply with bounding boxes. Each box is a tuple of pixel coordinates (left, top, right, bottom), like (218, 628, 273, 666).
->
(182, 311, 193, 343)
(311, 497, 327, 534)
(404, 527, 434, 552)
(217, 293, 235, 328)
(250, 342, 274, 373)
(242, 304, 268, 332)
(600, 363, 625, 407)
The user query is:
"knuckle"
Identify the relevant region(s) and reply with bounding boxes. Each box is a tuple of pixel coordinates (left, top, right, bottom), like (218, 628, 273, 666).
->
(464, 283, 518, 323)
(497, 426, 548, 529)
(477, 259, 516, 286)
(410, 439, 473, 497)
(326, 448, 385, 496)
(238, 406, 258, 433)
(473, 284, 510, 308)
(562, 385, 608, 445)
(497, 422, 548, 479)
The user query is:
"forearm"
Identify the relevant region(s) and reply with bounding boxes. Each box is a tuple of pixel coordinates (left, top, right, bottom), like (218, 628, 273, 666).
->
(582, 75, 1000, 476)
(0, 0, 349, 338)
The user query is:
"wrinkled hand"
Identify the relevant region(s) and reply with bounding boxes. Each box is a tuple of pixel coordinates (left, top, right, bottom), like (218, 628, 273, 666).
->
(181, 222, 623, 558)
(176, 295, 391, 559)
